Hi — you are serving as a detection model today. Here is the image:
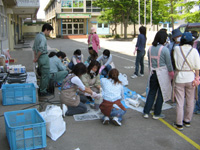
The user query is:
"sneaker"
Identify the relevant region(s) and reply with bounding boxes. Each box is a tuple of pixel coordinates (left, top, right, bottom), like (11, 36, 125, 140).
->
(131, 74, 138, 79)
(139, 74, 144, 77)
(112, 117, 122, 126)
(103, 116, 110, 125)
(183, 120, 190, 127)
(152, 114, 165, 119)
(62, 104, 68, 118)
(173, 122, 183, 131)
(143, 114, 149, 119)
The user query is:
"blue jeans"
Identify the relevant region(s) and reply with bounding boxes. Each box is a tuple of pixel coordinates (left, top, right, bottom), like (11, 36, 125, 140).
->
(194, 85, 200, 112)
(68, 62, 74, 70)
(143, 71, 164, 116)
(134, 50, 145, 76)
(66, 96, 88, 116)
(102, 108, 126, 122)
(101, 64, 112, 77)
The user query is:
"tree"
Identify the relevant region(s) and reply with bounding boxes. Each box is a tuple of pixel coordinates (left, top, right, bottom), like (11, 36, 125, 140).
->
(175, 0, 200, 23)
(93, 0, 136, 39)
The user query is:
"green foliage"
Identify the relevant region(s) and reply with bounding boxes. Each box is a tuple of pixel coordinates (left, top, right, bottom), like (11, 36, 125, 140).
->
(174, 0, 200, 23)
(114, 34, 120, 39)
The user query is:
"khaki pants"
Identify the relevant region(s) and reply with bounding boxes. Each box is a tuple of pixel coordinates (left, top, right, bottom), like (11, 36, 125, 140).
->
(175, 82, 195, 125)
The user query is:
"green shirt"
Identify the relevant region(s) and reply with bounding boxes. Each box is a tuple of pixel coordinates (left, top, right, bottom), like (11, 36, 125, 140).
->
(49, 56, 67, 73)
(32, 32, 48, 54)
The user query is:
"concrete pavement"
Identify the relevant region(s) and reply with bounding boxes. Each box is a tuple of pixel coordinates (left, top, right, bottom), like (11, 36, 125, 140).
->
(0, 37, 199, 150)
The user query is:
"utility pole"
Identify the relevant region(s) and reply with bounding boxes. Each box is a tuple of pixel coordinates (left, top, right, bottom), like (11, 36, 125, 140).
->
(144, 0, 146, 26)
(138, 0, 140, 27)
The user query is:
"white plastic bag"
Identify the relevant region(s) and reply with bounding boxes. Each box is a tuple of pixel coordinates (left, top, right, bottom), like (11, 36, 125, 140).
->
(118, 73, 129, 86)
(40, 105, 66, 141)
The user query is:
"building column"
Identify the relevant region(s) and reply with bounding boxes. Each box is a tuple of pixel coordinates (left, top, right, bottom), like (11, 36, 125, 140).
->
(8, 14, 14, 51)
(86, 18, 88, 35)
(61, 19, 63, 36)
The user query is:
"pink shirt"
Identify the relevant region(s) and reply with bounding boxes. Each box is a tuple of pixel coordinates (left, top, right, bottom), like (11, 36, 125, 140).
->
(88, 33, 100, 53)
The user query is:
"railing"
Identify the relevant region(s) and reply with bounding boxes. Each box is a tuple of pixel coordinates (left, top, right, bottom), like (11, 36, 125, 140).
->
(16, 0, 39, 7)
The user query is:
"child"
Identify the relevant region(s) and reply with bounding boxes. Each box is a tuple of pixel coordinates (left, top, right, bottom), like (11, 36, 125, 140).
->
(68, 49, 84, 70)
(97, 49, 115, 77)
(86, 47, 98, 65)
(100, 69, 126, 126)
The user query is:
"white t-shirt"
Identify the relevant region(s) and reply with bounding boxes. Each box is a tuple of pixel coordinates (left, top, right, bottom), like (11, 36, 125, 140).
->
(71, 75, 85, 91)
(174, 45, 200, 83)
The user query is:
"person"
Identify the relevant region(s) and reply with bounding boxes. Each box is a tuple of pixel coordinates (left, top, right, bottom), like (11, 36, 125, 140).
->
(168, 29, 183, 70)
(60, 63, 98, 116)
(32, 23, 53, 96)
(88, 27, 100, 53)
(49, 51, 69, 84)
(86, 47, 98, 64)
(131, 26, 147, 79)
(68, 49, 84, 70)
(143, 30, 174, 119)
(80, 60, 101, 110)
(173, 32, 200, 130)
(193, 35, 200, 114)
(97, 49, 114, 77)
(100, 69, 126, 126)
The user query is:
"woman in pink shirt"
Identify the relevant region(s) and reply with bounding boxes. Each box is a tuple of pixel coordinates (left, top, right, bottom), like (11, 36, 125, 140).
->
(88, 27, 100, 53)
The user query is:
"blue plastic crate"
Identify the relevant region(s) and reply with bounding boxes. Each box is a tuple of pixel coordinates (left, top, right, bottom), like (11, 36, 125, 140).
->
(2, 83, 36, 105)
(4, 109, 46, 150)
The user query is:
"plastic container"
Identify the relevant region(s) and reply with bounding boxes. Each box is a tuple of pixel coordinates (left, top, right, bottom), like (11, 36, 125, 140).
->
(4, 109, 46, 150)
(2, 83, 36, 105)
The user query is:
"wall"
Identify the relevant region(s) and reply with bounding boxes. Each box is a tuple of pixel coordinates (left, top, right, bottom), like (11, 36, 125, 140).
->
(22, 25, 42, 37)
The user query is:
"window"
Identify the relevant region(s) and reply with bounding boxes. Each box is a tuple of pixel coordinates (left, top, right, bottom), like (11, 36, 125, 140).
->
(61, 0, 83, 8)
(104, 23, 108, 28)
(86, 0, 101, 12)
(0, 5, 7, 39)
(98, 23, 102, 28)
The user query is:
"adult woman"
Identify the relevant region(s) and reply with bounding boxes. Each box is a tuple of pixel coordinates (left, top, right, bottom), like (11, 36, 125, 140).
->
(81, 60, 101, 110)
(100, 69, 126, 126)
(68, 49, 84, 70)
(173, 32, 200, 130)
(143, 30, 174, 119)
(97, 49, 114, 77)
(88, 27, 100, 53)
(131, 26, 147, 79)
(60, 63, 97, 116)
(49, 51, 68, 84)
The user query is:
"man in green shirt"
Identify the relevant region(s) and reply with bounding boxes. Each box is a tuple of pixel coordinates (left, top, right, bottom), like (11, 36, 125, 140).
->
(33, 23, 53, 96)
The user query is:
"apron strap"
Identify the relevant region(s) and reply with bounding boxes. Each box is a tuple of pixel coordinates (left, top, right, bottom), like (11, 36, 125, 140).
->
(179, 46, 193, 71)
(149, 45, 164, 68)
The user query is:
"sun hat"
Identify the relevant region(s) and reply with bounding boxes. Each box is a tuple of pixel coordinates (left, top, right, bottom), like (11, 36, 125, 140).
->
(172, 29, 182, 39)
(91, 27, 96, 33)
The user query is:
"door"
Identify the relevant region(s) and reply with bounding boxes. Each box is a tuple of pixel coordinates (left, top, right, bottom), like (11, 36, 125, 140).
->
(97, 23, 109, 35)
(62, 23, 84, 35)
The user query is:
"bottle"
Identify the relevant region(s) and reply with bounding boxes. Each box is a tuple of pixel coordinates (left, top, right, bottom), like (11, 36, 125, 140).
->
(5, 59, 9, 72)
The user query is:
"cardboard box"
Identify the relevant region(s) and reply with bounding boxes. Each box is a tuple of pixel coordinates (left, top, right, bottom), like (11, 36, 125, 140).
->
(0, 57, 5, 66)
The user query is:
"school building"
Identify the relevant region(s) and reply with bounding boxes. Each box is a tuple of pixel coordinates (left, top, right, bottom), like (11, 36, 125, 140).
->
(44, 0, 155, 39)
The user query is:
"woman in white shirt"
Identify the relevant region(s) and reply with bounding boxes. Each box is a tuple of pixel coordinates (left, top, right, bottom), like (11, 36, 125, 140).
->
(60, 63, 97, 116)
(173, 32, 200, 131)
(100, 69, 126, 126)
(97, 49, 114, 77)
